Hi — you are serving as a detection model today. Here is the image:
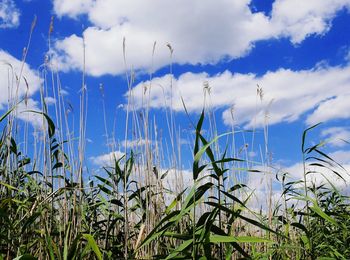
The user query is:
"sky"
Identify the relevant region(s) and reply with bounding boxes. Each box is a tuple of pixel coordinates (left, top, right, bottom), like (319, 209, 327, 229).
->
(1, 0, 350, 197)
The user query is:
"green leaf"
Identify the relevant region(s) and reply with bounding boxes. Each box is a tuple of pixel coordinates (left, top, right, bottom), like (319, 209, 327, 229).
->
(95, 175, 113, 188)
(45, 233, 56, 260)
(0, 104, 17, 123)
(24, 110, 55, 138)
(310, 204, 337, 226)
(98, 184, 113, 195)
(52, 162, 63, 170)
(163, 232, 191, 240)
(291, 222, 309, 236)
(237, 213, 281, 236)
(183, 182, 213, 209)
(82, 234, 103, 260)
(165, 239, 193, 259)
(193, 132, 231, 180)
(193, 110, 205, 180)
(165, 188, 187, 215)
(109, 199, 123, 207)
(63, 222, 71, 260)
(138, 210, 181, 249)
(209, 235, 274, 243)
(302, 123, 322, 153)
(0, 181, 19, 191)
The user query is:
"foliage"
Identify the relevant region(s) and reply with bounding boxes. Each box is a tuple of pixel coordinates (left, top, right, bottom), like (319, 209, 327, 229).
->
(0, 107, 349, 260)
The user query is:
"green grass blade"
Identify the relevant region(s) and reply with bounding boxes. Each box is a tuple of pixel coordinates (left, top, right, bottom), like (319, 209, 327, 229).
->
(165, 239, 193, 260)
(302, 123, 322, 153)
(0, 105, 16, 123)
(82, 234, 103, 260)
(310, 204, 337, 226)
(24, 110, 56, 138)
(209, 235, 274, 243)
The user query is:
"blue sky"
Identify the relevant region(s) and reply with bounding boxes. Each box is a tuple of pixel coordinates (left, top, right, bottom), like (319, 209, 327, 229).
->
(1, 0, 350, 192)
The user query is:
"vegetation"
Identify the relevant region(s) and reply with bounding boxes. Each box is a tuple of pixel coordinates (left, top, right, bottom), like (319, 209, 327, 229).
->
(0, 19, 349, 260)
(1, 103, 349, 259)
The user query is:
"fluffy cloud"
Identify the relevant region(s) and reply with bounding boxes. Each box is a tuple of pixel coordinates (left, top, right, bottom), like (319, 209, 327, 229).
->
(161, 168, 193, 193)
(90, 150, 124, 166)
(321, 127, 350, 147)
(306, 95, 350, 125)
(247, 147, 350, 209)
(270, 0, 350, 44)
(51, 0, 271, 76)
(282, 159, 350, 189)
(16, 98, 46, 129)
(0, 50, 42, 110)
(53, 0, 93, 18)
(0, 51, 60, 131)
(127, 62, 350, 127)
(276, 149, 350, 190)
(329, 149, 350, 164)
(52, 0, 350, 76)
(0, 0, 20, 29)
(90, 150, 192, 195)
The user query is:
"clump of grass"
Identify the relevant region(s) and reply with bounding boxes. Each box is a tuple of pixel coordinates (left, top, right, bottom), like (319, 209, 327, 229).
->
(1, 102, 349, 259)
(0, 21, 349, 260)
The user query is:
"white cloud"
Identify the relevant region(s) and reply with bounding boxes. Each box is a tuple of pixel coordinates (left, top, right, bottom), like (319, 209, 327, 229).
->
(90, 150, 193, 196)
(0, 51, 60, 131)
(0, 50, 42, 110)
(329, 149, 350, 164)
(16, 98, 45, 129)
(53, 0, 93, 18)
(306, 95, 350, 125)
(1, 97, 54, 131)
(161, 168, 193, 192)
(282, 158, 350, 189)
(243, 152, 350, 211)
(44, 97, 56, 105)
(50, 34, 84, 72)
(51, 0, 271, 76)
(51, 0, 350, 76)
(0, 0, 20, 29)
(246, 150, 350, 210)
(127, 63, 350, 127)
(270, 0, 350, 44)
(90, 150, 124, 167)
(59, 88, 69, 96)
(321, 127, 350, 147)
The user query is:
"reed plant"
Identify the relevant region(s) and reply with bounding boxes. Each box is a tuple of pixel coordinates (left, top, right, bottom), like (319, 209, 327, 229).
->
(0, 21, 349, 260)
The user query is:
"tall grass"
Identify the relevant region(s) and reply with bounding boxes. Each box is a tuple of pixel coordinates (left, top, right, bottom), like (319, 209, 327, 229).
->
(0, 23, 349, 260)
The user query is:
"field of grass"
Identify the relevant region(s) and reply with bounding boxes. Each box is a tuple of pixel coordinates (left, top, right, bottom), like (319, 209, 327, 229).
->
(1, 22, 350, 260)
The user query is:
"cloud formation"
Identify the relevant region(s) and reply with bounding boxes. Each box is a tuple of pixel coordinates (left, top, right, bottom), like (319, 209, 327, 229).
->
(0, 0, 20, 29)
(247, 147, 350, 210)
(53, 0, 93, 18)
(127, 62, 350, 127)
(51, 0, 350, 76)
(16, 98, 46, 129)
(0, 50, 41, 110)
(270, 0, 350, 43)
(321, 127, 350, 147)
(90, 150, 124, 167)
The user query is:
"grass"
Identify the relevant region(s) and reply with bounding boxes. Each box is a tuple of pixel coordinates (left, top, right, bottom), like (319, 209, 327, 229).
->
(1, 103, 349, 259)
(0, 20, 350, 260)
